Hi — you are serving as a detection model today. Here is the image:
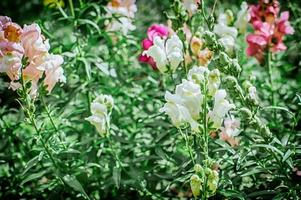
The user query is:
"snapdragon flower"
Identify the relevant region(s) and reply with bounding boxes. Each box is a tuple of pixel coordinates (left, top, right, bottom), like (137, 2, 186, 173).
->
(86, 94, 114, 137)
(220, 118, 240, 147)
(143, 34, 183, 73)
(214, 12, 238, 54)
(175, 79, 203, 120)
(182, 0, 200, 16)
(160, 79, 201, 131)
(235, 2, 250, 34)
(0, 16, 65, 97)
(246, 0, 294, 63)
(208, 90, 235, 129)
(139, 24, 169, 70)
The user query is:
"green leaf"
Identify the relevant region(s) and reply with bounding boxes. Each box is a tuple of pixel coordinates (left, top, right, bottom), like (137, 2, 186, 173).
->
(241, 168, 267, 177)
(282, 149, 293, 162)
(77, 19, 101, 34)
(78, 58, 91, 80)
(219, 189, 246, 199)
(253, 144, 284, 156)
(247, 190, 277, 198)
(22, 153, 43, 176)
(63, 175, 90, 199)
(21, 171, 46, 185)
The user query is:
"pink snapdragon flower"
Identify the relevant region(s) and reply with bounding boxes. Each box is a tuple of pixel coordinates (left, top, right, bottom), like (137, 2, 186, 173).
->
(246, 0, 294, 63)
(138, 24, 169, 70)
(0, 16, 65, 97)
(220, 118, 240, 147)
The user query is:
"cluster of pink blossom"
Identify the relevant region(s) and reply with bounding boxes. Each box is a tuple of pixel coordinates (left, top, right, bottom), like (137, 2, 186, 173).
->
(0, 16, 65, 97)
(138, 24, 169, 70)
(246, 0, 294, 63)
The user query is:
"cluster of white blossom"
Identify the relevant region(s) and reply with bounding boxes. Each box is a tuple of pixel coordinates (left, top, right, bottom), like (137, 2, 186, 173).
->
(143, 34, 184, 73)
(161, 66, 236, 132)
(85, 94, 114, 137)
(213, 2, 249, 54)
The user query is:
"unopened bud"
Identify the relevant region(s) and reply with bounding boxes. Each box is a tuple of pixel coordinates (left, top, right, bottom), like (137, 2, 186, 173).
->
(190, 174, 202, 198)
(194, 164, 203, 173)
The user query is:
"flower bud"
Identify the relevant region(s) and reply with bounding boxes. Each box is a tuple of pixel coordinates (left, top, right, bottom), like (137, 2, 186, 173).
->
(219, 52, 231, 66)
(194, 164, 203, 173)
(224, 76, 238, 89)
(225, 9, 234, 25)
(239, 108, 253, 121)
(191, 37, 203, 55)
(203, 31, 217, 47)
(229, 59, 241, 77)
(190, 174, 202, 198)
(207, 170, 219, 194)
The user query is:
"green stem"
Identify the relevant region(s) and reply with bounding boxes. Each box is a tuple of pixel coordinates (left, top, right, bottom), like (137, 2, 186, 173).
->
(203, 82, 209, 161)
(267, 50, 276, 120)
(56, 3, 68, 18)
(201, 80, 209, 199)
(107, 135, 122, 168)
(201, 0, 213, 31)
(68, 0, 75, 17)
(79, 0, 83, 7)
(179, 129, 195, 165)
(41, 95, 66, 146)
(30, 116, 59, 169)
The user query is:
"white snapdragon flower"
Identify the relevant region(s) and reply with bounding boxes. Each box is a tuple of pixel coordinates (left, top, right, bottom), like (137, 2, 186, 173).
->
(214, 13, 238, 54)
(144, 34, 183, 73)
(86, 94, 114, 136)
(107, 17, 136, 35)
(144, 36, 168, 72)
(235, 2, 250, 34)
(160, 91, 199, 131)
(166, 35, 184, 71)
(208, 89, 235, 129)
(175, 79, 202, 120)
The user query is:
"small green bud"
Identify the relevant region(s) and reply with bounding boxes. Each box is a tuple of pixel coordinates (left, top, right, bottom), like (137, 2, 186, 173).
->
(194, 164, 203, 173)
(203, 31, 217, 47)
(230, 59, 242, 77)
(204, 167, 212, 176)
(224, 76, 238, 89)
(225, 10, 234, 25)
(239, 108, 253, 121)
(219, 52, 231, 66)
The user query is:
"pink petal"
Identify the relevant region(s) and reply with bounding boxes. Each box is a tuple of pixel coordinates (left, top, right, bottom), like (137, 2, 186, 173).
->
(142, 39, 153, 50)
